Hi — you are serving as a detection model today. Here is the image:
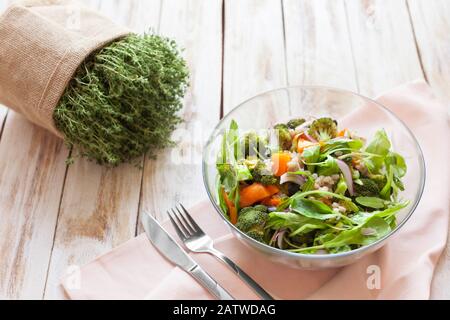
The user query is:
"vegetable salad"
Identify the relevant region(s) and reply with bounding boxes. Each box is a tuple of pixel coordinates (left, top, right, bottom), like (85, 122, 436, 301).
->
(216, 117, 408, 254)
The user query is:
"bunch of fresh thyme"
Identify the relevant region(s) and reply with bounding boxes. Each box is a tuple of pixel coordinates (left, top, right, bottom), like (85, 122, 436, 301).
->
(53, 33, 189, 166)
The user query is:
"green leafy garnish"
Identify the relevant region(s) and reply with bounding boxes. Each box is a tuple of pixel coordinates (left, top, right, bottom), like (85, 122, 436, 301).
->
(302, 145, 320, 172)
(364, 129, 391, 173)
(54, 33, 189, 166)
(355, 196, 386, 209)
(291, 197, 340, 220)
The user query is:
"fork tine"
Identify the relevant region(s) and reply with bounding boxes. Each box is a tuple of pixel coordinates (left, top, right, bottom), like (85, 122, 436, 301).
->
(179, 203, 203, 234)
(174, 206, 196, 234)
(167, 211, 187, 241)
(171, 208, 192, 236)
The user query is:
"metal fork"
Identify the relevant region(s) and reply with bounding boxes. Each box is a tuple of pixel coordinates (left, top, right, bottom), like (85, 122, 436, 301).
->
(168, 204, 274, 300)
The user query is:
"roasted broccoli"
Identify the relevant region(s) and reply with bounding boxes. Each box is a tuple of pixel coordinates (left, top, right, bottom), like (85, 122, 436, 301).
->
(353, 178, 380, 197)
(251, 160, 278, 185)
(308, 117, 337, 141)
(217, 163, 236, 186)
(286, 118, 306, 129)
(273, 123, 292, 150)
(236, 205, 268, 242)
(368, 174, 388, 190)
(241, 131, 268, 158)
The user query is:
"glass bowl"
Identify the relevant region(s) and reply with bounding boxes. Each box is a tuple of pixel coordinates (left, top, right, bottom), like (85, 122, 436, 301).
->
(202, 86, 425, 269)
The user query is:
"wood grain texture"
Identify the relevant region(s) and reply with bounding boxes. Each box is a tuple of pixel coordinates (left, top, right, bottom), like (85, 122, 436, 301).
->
(223, 0, 287, 112)
(96, 0, 162, 33)
(139, 0, 223, 224)
(43, 161, 143, 299)
(408, 0, 450, 109)
(344, 0, 423, 96)
(407, 0, 450, 299)
(283, 0, 357, 90)
(0, 112, 68, 299)
(43, 0, 161, 299)
(0, 0, 448, 299)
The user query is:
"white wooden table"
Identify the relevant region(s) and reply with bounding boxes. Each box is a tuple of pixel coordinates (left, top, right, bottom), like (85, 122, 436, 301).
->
(0, 0, 449, 300)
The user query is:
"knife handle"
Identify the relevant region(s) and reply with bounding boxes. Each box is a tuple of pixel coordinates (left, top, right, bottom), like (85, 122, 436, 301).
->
(190, 265, 234, 300)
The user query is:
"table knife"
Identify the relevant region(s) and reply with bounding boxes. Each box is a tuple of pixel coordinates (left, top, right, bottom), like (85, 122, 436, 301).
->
(141, 212, 234, 300)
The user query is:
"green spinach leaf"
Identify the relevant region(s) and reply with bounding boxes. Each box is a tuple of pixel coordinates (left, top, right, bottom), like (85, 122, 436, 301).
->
(365, 129, 391, 172)
(321, 138, 364, 155)
(290, 197, 339, 220)
(302, 145, 320, 172)
(355, 196, 386, 209)
(385, 151, 407, 178)
(323, 216, 391, 248)
(316, 156, 340, 176)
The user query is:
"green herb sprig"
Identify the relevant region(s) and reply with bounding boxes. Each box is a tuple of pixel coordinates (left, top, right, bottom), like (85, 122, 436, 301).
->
(53, 33, 189, 166)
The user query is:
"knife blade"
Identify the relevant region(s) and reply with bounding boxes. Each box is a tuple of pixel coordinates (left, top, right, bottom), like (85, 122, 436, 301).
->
(141, 212, 234, 300)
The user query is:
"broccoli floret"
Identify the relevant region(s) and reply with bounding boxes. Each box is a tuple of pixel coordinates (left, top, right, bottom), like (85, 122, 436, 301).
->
(245, 230, 266, 242)
(242, 157, 259, 172)
(367, 174, 387, 190)
(217, 163, 236, 186)
(353, 178, 380, 197)
(236, 205, 268, 242)
(259, 175, 278, 186)
(251, 161, 278, 185)
(286, 118, 306, 129)
(252, 204, 268, 212)
(273, 123, 292, 150)
(238, 204, 268, 216)
(308, 117, 338, 141)
(241, 132, 268, 158)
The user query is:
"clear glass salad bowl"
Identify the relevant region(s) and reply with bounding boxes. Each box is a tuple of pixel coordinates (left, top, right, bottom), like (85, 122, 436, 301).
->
(202, 86, 425, 269)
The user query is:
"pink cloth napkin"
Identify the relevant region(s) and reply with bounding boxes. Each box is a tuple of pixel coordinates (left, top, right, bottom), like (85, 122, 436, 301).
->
(62, 81, 449, 300)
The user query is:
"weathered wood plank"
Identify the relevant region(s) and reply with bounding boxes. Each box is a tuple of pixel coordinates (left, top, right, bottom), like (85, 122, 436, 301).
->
(283, 0, 357, 90)
(139, 0, 223, 225)
(43, 0, 162, 299)
(223, 0, 287, 113)
(408, 0, 450, 109)
(0, 113, 68, 299)
(344, 0, 423, 96)
(44, 162, 143, 299)
(407, 0, 450, 299)
(97, 0, 161, 33)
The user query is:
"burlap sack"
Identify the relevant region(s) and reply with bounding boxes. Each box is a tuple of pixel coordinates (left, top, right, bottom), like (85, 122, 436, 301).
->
(0, 1, 130, 136)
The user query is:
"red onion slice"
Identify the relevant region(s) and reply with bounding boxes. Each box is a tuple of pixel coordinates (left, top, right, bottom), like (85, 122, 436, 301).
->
(336, 158, 354, 196)
(303, 132, 317, 143)
(280, 172, 306, 185)
(277, 229, 286, 249)
(270, 228, 286, 248)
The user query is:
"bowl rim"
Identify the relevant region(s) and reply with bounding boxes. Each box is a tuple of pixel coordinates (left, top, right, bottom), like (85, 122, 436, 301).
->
(202, 84, 426, 260)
